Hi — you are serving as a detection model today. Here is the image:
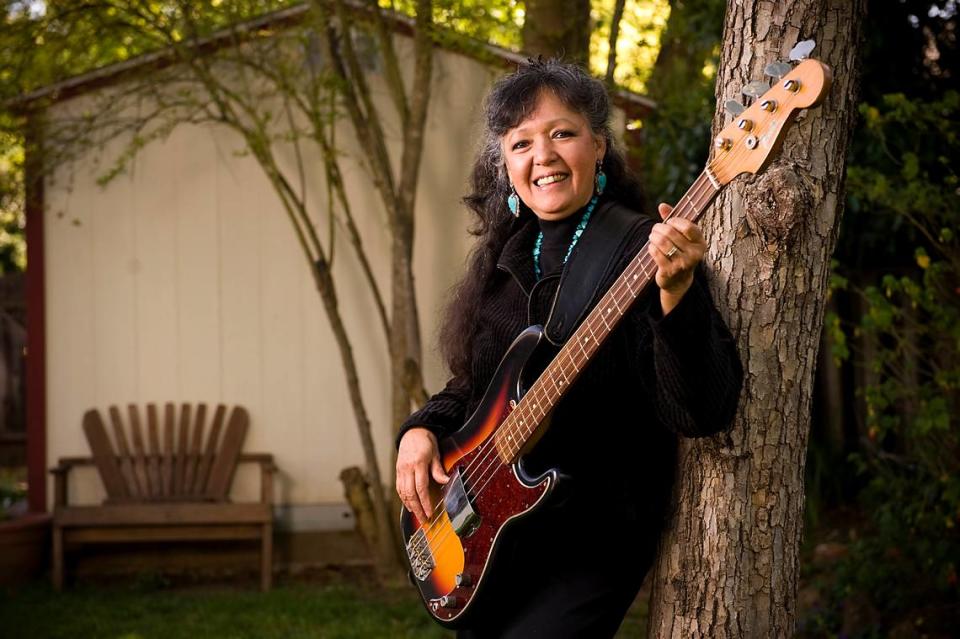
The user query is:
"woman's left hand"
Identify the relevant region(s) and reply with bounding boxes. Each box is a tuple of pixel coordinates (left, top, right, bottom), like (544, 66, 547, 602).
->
(648, 202, 707, 314)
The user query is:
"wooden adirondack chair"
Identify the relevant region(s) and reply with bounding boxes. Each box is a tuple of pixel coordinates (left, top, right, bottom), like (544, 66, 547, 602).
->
(51, 403, 276, 591)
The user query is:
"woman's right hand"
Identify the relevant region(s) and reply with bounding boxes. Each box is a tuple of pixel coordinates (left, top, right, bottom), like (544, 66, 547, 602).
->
(396, 427, 450, 523)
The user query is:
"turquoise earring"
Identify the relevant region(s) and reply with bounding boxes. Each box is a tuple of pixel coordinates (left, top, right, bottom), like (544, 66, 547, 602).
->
(508, 184, 520, 217)
(595, 160, 607, 195)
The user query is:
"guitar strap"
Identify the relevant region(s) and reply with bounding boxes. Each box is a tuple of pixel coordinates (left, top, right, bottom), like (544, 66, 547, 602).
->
(543, 200, 650, 346)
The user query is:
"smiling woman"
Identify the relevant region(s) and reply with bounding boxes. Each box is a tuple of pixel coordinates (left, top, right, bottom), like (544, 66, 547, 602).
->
(395, 59, 742, 638)
(501, 91, 606, 222)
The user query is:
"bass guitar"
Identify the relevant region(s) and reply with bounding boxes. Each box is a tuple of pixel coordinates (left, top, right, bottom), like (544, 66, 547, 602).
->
(401, 55, 832, 628)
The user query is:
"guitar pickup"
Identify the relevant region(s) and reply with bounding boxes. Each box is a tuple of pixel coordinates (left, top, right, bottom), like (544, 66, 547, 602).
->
(444, 468, 481, 537)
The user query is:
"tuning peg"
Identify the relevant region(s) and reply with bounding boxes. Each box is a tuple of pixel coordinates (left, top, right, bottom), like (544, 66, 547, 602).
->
(764, 62, 793, 79)
(789, 39, 816, 62)
(741, 81, 768, 99)
(724, 100, 746, 116)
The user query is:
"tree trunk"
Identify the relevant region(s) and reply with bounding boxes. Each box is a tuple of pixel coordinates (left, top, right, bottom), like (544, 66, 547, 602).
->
(647, 1, 866, 637)
(604, 0, 627, 86)
(522, 0, 591, 64)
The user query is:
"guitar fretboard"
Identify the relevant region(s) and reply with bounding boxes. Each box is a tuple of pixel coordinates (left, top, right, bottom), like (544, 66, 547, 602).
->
(493, 169, 723, 461)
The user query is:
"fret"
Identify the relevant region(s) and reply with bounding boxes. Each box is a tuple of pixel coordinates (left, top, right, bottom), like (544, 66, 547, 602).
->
(585, 320, 599, 343)
(570, 340, 590, 375)
(558, 352, 575, 385)
(548, 368, 561, 394)
(599, 309, 612, 331)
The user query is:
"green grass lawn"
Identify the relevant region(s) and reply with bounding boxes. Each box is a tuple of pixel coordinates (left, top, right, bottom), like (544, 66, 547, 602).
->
(1, 577, 648, 638)
(0, 580, 453, 639)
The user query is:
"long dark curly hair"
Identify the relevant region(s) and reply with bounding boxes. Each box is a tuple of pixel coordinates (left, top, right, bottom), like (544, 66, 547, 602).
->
(439, 59, 647, 380)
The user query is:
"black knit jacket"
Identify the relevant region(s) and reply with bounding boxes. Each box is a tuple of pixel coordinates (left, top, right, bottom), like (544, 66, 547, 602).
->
(399, 202, 743, 526)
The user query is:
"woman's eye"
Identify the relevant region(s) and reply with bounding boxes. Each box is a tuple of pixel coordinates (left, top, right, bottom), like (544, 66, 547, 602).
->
(554, 129, 574, 138)
(512, 140, 529, 150)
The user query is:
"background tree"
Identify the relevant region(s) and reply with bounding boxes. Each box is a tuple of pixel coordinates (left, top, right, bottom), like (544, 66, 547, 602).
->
(647, 1, 867, 636)
(803, 1, 960, 633)
(522, 0, 591, 63)
(637, 0, 725, 205)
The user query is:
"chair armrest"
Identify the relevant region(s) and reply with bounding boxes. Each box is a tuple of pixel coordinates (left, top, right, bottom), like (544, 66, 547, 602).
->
(50, 456, 94, 475)
(240, 453, 277, 505)
(49, 457, 94, 508)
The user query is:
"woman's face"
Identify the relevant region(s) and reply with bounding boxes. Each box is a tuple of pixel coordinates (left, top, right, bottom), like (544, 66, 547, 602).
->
(501, 91, 606, 222)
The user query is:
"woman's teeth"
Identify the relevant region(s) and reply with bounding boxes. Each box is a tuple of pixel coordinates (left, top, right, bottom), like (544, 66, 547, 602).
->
(535, 174, 568, 187)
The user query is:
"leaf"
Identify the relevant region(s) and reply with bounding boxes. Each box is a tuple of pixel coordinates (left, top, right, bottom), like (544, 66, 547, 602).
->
(901, 152, 919, 180)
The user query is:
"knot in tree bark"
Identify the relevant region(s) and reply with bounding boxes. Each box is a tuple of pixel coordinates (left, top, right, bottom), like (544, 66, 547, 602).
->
(742, 165, 816, 251)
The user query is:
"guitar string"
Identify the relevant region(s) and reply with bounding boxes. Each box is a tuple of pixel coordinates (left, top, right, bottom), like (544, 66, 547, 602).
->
(409, 94, 787, 567)
(409, 166, 725, 568)
(406, 171, 720, 566)
(456, 173, 716, 497)
(440, 71, 802, 518)
(407, 169, 722, 567)
(452, 173, 717, 504)
(428, 70, 806, 538)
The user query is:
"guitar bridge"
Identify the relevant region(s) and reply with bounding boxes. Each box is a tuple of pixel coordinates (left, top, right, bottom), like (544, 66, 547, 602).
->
(406, 528, 435, 581)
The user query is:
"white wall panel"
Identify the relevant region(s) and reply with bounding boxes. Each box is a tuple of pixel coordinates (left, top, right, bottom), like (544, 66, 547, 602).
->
(133, 132, 179, 400)
(45, 155, 100, 505)
(174, 125, 222, 400)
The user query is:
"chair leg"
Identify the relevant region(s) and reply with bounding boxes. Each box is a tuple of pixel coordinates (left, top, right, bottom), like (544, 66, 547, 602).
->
(52, 525, 64, 592)
(260, 522, 272, 592)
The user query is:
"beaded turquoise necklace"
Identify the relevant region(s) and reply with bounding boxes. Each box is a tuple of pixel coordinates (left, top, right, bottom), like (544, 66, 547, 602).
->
(533, 194, 599, 280)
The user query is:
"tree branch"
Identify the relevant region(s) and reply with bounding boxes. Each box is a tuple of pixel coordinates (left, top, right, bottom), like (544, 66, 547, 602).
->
(605, 0, 627, 87)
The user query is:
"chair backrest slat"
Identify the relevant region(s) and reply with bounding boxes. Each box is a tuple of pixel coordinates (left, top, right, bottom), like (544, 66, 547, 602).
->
(127, 405, 158, 498)
(173, 404, 191, 496)
(82, 410, 129, 501)
(107, 406, 141, 499)
(146, 404, 162, 498)
(184, 403, 206, 497)
(195, 405, 225, 495)
(205, 406, 248, 500)
(161, 403, 175, 496)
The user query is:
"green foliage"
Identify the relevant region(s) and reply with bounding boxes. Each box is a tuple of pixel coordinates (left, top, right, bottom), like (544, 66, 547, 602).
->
(0, 121, 25, 273)
(1, 1, 304, 99)
(828, 89, 960, 626)
(0, 467, 27, 521)
(386, 0, 523, 50)
(384, 0, 668, 94)
(590, 0, 669, 93)
(632, 0, 725, 205)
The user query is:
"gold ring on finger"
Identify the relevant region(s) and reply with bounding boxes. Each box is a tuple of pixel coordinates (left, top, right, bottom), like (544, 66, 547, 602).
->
(666, 245, 678, 259)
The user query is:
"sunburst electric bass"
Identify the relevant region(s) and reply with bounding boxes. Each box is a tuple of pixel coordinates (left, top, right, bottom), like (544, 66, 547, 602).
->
(402, 56, 832, 628)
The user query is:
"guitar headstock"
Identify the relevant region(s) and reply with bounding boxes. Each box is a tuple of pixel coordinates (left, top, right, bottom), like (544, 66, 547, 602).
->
(708, 58, 832, 186)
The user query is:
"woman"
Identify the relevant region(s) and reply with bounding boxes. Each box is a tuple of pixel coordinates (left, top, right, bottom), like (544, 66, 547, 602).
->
(396, 59, 742, 638)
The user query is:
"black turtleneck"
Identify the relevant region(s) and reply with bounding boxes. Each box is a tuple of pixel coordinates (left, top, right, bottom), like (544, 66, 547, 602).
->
(536, 208, 585, 277)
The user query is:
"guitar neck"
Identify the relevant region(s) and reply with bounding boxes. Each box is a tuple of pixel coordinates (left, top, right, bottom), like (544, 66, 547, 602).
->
(494, 168, 724, 460)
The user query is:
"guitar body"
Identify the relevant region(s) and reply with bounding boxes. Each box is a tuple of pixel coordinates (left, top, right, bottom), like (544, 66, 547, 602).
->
(400, 325, 559, 628)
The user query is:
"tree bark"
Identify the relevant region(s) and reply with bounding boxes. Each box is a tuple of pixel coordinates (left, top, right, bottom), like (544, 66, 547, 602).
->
(390, 0, 432, 461)
(522, 0, 591, 63)
(647, 1, 866, 637)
